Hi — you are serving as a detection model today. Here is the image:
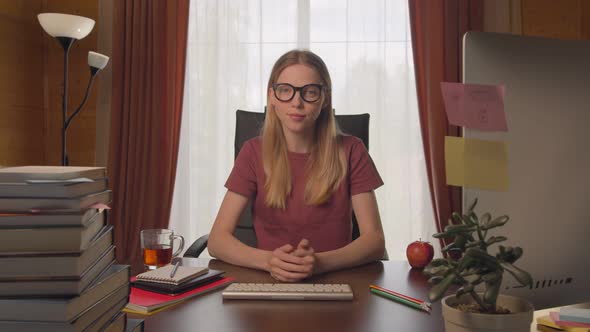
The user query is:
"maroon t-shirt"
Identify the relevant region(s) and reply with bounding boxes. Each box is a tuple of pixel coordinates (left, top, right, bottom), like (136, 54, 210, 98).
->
(225, 135, 383, 253)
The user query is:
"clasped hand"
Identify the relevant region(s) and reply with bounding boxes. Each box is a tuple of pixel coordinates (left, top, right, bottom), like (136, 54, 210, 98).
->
(267, 239, 316, 282)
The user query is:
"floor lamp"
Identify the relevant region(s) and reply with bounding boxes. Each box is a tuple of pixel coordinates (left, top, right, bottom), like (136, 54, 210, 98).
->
(38, 13, 110, 166)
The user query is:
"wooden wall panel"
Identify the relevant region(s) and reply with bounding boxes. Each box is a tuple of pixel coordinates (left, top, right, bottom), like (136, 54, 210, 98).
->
(96, 0, 113, 167)
(0, 0, 99, 167)
(581, 0, 590, 40)
(485, 0, 590, 41)
(0, 1, 45, 166)
(522, 0, 581, 39)
(483, 0, 522, 34)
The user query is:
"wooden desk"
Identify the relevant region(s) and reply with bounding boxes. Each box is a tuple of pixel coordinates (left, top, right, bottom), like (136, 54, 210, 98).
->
(129, 258, 445, 332)
(128, 258, 589, 331)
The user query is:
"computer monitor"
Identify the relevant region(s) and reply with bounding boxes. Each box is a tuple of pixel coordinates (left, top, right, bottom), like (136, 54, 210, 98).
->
(462, 31, 590, 309)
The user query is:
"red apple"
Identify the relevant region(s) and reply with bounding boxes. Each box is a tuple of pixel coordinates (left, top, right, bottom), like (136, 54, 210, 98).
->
(406, 240, 434, 269)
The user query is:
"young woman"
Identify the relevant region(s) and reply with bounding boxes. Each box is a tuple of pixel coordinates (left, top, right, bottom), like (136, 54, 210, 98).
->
(208, 49, 385, 282)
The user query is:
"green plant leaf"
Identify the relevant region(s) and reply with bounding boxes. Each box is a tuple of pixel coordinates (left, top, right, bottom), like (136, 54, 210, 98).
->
(451, 212, 464, 225)
(441, 224, 477, 238)
(501, 262, 533, 287)
(481, 271, 502, 283)
(465, 240, 483, 248)
(425, 258, 449, 268)
(496, 246, 523, 263)
(454, 235, 468, 249)
(467, 198, 478, 212)
(462, 215, 470, 224)
(441, 235, 468, 253)
(456, 284, 474, 298)
(483, 279, 501, 306)
(465, 248, 502, 270)
(455, 254, 475, 272)
(432, 232, 446, 239)
(427, 276, 444, 284)
(423, 264, 450, 276)
(428, 273, 457, 302)
(434, 229, 476, 239)
(479, 213, 491, 226)
(424, 259, 453, 277)
(444, 224, 476, 232)
(462, 274, 481, 285)
(511, 247, 523, 261)
(468, 212, 479, 225)
(459, 267, 480, 276)
(485, 236, 508, 246)
(480, 215, 509, 231)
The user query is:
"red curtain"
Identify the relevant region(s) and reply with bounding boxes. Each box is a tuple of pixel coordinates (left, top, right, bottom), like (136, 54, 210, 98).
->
(109, 0, 190, 263)
(408, 0, 483, 247)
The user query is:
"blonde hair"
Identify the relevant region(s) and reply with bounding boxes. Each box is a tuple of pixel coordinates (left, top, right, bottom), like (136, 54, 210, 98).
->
(262, 49, 347, 209)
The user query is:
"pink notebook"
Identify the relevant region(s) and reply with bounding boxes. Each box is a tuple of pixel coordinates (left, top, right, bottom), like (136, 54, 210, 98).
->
(125, 276, 234, 313)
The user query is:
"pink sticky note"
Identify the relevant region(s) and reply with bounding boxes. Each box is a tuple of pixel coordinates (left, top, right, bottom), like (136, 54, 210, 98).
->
(550, 311, 590, 328)
(440, 82, 508, 131)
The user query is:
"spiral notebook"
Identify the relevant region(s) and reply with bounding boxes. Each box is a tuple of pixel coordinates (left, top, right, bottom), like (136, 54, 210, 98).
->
(131, 268, 225, 295)
(136, 264, 209, 285)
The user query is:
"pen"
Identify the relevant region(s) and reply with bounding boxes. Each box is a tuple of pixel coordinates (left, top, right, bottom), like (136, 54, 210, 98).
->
(369, 288, 430, 313)
(169, 260, 180, 278)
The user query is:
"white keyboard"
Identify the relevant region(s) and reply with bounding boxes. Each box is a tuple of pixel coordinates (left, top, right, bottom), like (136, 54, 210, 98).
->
(222, 283, 354, 301)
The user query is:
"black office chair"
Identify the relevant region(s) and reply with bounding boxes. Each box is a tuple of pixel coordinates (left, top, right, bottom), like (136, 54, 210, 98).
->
(184, 109, 372, 258)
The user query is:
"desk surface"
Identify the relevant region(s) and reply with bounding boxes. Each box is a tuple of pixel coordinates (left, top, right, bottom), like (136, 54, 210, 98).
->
(127, 258, 584, 332)
(129, 258, 444, 332)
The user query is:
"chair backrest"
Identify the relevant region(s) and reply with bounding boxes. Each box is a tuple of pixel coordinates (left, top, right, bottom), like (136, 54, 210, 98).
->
(233, 109, 370, 247)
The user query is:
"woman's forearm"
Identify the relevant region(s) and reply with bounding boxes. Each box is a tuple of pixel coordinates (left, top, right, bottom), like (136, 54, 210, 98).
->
(315, 231, 385, 274)
(208, 231, 271, 272)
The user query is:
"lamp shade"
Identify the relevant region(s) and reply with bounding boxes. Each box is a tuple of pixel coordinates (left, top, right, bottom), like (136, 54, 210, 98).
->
(38, 13, 95, 40)
(88, 51, 109, 70)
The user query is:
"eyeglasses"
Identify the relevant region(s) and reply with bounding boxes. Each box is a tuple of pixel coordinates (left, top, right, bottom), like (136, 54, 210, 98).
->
(272, 83, 323, 103)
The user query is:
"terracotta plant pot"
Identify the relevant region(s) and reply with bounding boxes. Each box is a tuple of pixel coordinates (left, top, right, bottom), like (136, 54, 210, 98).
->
(442, 294, 534, 332)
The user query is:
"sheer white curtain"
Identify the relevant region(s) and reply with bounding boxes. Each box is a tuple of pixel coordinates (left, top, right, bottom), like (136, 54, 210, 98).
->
(170, 0, 439, 260)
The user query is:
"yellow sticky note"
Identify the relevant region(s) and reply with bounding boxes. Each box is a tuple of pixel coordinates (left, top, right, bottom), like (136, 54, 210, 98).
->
(445, 137, 466, 186)
(444, 136, 508, 191)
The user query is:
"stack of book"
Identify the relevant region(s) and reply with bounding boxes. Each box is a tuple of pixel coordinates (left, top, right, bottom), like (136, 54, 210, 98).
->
(537, 307, 590, 332)
(125, 264, 234, 315)
(0, 166, 143, 332)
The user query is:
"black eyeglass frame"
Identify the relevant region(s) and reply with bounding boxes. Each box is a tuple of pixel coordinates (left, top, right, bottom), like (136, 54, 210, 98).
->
(272, 83, 324, 103)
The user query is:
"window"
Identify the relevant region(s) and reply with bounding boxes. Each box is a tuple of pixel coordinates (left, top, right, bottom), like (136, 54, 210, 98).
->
(170, 0, 438, 259)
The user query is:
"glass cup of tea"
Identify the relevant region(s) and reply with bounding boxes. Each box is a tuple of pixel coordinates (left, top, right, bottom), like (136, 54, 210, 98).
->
(140, 229, 185, 270)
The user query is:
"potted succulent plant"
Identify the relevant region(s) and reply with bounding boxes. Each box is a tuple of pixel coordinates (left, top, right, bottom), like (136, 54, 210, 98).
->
(424, 198, 534, 332)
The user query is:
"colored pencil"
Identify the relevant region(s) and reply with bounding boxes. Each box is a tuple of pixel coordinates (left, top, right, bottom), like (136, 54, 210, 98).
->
(369, 284, 431, 308)
(369, 288, 430, 313)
